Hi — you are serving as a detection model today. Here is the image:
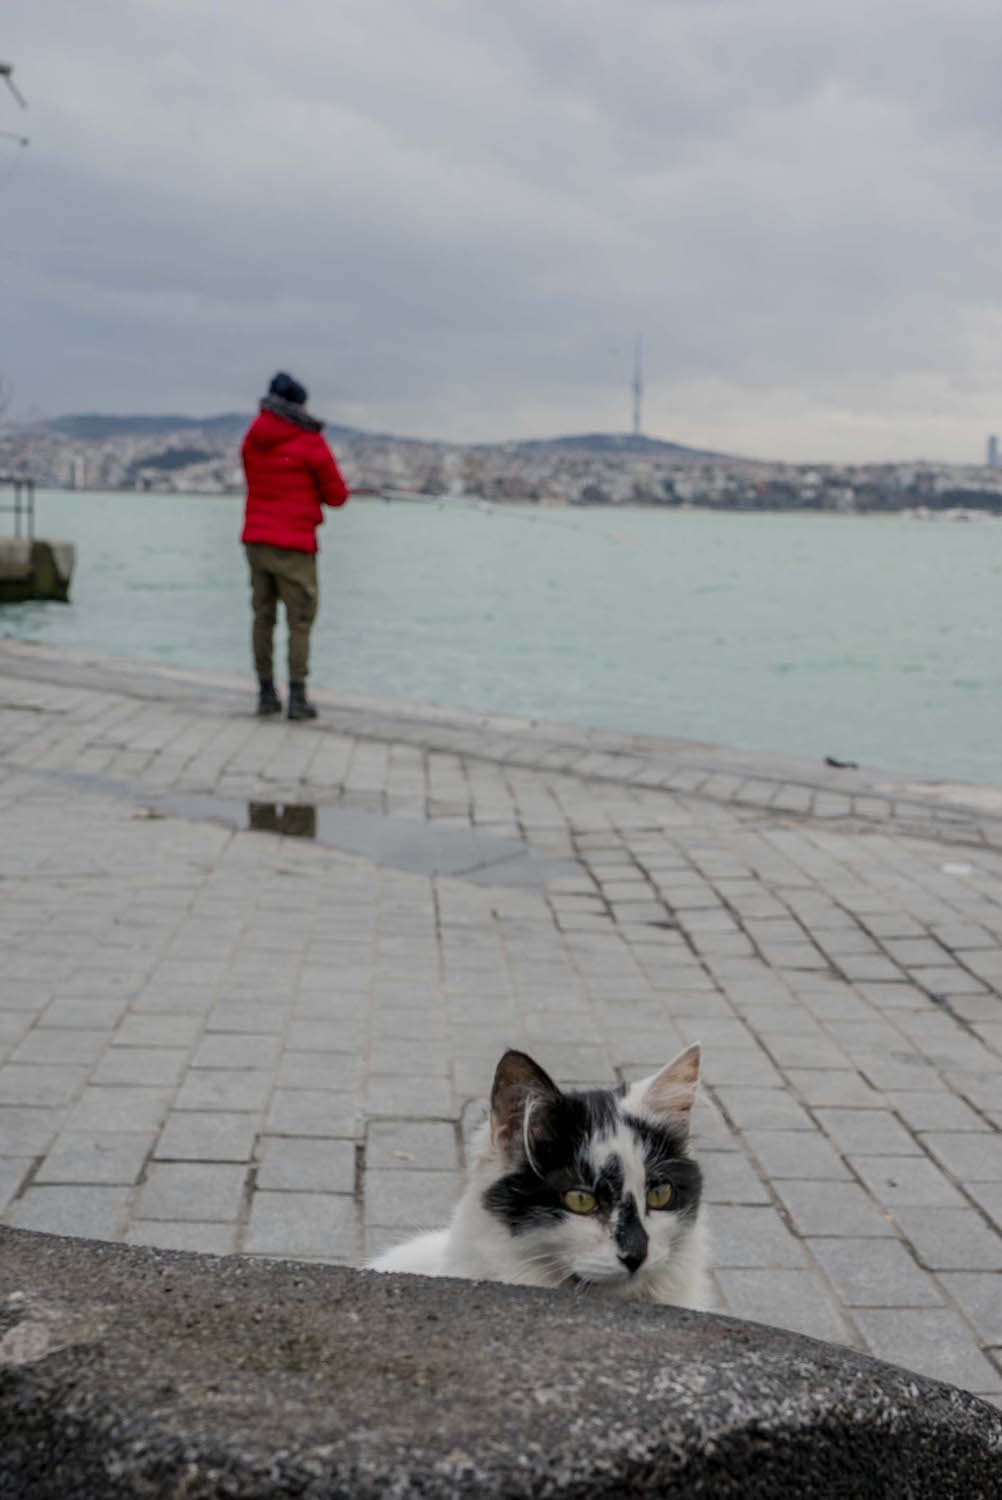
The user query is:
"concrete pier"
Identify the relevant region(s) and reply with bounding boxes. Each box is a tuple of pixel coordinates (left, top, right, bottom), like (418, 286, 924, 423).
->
(0, 537, 75, 602)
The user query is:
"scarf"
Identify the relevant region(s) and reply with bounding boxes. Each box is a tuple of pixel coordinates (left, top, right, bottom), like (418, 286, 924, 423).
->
(260, 394, 324, 433)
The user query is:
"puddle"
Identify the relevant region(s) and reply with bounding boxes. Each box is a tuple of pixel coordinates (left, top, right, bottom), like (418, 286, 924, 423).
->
(31, 769, 577, 889)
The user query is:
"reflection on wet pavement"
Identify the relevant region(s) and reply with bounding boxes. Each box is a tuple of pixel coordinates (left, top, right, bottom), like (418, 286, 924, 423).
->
(29, 769, 577, 890)
(248, 801, 317, 838)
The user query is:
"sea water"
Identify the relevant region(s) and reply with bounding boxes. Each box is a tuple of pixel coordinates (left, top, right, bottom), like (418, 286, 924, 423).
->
(2, 489, 999, 785)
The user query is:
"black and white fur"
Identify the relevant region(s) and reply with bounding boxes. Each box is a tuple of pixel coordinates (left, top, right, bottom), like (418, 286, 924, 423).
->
(369, 1044, 708, 1308)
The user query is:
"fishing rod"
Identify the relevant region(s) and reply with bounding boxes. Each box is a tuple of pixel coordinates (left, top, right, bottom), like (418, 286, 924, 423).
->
(379, 488, 643, 549)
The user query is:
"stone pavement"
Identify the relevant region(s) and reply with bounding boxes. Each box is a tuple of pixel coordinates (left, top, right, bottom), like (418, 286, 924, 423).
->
(0, 641, 1000, 1404)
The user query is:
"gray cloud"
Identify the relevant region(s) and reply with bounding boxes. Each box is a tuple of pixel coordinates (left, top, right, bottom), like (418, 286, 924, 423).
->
(4, 0, 1002, 458)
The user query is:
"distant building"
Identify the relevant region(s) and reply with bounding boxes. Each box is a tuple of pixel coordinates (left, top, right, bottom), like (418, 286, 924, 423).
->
(987, 435, 999, 469)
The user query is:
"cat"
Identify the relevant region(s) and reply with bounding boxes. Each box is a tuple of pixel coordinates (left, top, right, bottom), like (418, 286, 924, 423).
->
(369, 1043, 708, 1308)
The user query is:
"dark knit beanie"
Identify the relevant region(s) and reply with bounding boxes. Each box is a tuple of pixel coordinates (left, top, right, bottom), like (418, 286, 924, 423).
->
(268, 371, 308, 406)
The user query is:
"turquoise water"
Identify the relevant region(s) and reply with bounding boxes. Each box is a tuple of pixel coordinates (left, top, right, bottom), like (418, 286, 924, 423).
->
(3, 490, 1000, 784)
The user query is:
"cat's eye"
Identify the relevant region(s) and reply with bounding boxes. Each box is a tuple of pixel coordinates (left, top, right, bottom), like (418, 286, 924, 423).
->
(563, 1189, 597, 1214)
(646, 1183, 673, 1211)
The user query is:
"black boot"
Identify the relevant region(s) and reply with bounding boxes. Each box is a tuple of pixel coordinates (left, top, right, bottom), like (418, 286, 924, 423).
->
(288, 680, 318, 721)
(257, 678, 282, 717)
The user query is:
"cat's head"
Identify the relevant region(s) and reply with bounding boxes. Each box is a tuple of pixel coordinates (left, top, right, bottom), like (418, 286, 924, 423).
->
(482, 1045, 703, 1293)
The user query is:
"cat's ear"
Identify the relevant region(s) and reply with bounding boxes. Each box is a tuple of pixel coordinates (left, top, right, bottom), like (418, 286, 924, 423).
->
(490, 1049, 561, 1164)
(628, 1044, 701, 1132)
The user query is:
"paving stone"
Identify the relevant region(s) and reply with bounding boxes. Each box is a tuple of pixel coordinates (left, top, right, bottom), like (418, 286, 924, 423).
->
(913, 967, 989, 997)
(851, 1308, 1002, 1393)
(243, 1190, 356, 1260)
(737, 1005, 821, 1036)
(65, 1087, 172, 1134)
(256, 1137, 356, 1193)
(0, 1158, 29, 1211)
(113, 1014, 204, 1048)
(744, 1129, 850, 1180)
(783, 1070, 884, 1109)
(36, 1131, 153, 1185)
(922, 1132, 1002, 1181)
(205, 1004, 286, 1034)
(37, 996, 128, 1032)
(892, 1208, 1002, 1270)
(814, 1108, 921, 1156)
(365, 1075, 453, 1118)
(363, 1168, 462, 1230)
(706, 1205, 808, 1268)
(852, 982, 932, 1013)
(949, 1072, 1002, 1113)
(366, 1120, 461, 1171)
(939, 1272, 1002, 1344)
(287, 1019, 368, 1052)
(0, 1105, 65, 1156)
(700, 1151, 771, 1204)
(714, 1268, 851, 1343)
(0, 1063, 88, 1107)
(125, 1220, 239, 1255)
(174, 1069, 274, 1113)
(882, 938, 951, 967)
(155, 1111, 259, 1162)
(808, 1236, 944, 1307)
(965, 1181, 1002, 1228)
(702, 1049, 784, 1088)
(973, 1022, 1002, 1055)
(190, 1033, 283, 1070)
(135, 1162, 247, 1221)
(690, 1096, 741, 1152)
(134, 989, 216, 1017)
(886, 1091, 991, 1133)
(92, 1047, 188, 1087)
(265, 1089, 358, 1139)
(5, 1185, 130, 1239)
(848, 1155, 968, 1209)
(772, 1180, 895, 1238)
(949, 993, 1002, 1023)
(12, 1029, 109, 1066)
(713, 1087, 815, 1132)
(850, 1052, 947, 1092)
(838, 956, 903, 983)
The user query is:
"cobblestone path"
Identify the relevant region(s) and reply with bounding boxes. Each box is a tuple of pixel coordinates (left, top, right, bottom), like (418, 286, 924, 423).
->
(1, 643, 999, 1403)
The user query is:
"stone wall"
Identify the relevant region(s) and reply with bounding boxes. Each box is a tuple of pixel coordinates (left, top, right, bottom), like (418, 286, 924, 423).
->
(1, 1226, 999, 1497)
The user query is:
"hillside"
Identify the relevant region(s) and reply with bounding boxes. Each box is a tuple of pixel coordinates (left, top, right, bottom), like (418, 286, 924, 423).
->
(46, 414, 721, 458)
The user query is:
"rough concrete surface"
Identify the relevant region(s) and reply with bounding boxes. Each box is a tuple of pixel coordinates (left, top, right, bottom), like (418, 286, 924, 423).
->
(1, 1226, 1000, 1499)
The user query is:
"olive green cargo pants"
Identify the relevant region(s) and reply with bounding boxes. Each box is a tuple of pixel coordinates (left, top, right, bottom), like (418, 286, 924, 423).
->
(245, 543, 318, 683)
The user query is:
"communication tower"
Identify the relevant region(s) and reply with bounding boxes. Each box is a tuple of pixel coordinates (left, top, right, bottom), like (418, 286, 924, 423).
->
(632, 335, 643, 438)
(987, 434, 999, 469)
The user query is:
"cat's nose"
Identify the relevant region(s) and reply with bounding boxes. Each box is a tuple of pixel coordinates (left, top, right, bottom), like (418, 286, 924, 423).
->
(615, 1195, 649, 1273)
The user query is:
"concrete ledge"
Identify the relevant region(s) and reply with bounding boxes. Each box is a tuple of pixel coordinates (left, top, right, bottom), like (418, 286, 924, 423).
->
(0, 537, 32, 583)
(1, 1228, 999, 1497)
(0, 540, 75, 601)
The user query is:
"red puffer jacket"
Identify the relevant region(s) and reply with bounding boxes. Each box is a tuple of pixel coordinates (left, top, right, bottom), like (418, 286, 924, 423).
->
(241, 407, 349, 553)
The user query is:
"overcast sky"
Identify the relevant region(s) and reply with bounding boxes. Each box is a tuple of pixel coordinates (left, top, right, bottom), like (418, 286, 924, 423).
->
(4, 1, 1002, 461)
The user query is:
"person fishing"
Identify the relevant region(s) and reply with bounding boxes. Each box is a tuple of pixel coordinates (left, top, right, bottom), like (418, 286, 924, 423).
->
(240, 372, 349, 719)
